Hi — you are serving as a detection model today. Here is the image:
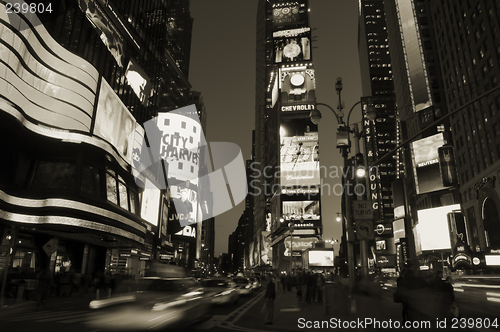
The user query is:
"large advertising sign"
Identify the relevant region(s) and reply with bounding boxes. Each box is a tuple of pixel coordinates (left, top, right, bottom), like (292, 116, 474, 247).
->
(94, 78, 137, 164)
(395, 0, 432, 112)
(284, 236, 318, 252)
(280, 121, 319, 188)
(308, 250, 334, 267)
(280, 68, 316, 108)
(78, 0, 126, 68)
(157, 112, 202, 184)
(410, 133, 447, 194)
(414, 204, 460, 254)
(125, 59, 152, 106)
(282, 200, 320, 221)
(261, 231, 272, 265)
(273, 28, 311, 63)
(140, 179, 161, 227)
(0, 5, 98, 132)
(271, 1, 307, 27)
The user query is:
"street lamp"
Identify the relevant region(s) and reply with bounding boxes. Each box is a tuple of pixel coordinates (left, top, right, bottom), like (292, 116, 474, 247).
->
(310, 77, 376, 292)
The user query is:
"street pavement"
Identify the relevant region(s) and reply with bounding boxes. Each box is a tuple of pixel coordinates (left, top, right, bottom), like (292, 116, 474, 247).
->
(2, 284, 499, 332)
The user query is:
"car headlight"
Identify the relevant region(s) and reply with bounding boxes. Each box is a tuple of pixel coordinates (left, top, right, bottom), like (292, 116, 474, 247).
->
(215, 290, 232, 297)
(152, 299, 187, 311)
(245, 285, 251, 289)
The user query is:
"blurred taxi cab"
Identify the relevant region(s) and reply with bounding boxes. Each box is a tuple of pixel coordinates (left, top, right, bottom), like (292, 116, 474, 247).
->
(200, 278, 239, 305)
(86, 269, 210, 331)
(232, 277, 253, 296)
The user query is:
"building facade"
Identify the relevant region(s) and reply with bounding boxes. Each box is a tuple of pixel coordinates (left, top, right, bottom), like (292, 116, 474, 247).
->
(0, 0, 197, 287)
(358, 0, 399, 273)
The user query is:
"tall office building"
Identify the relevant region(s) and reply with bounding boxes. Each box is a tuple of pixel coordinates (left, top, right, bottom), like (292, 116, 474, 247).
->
(253, 0, 323, 273)
(428, 1, 500, 269)
(382, 0, 498, 271)
(358, 0, 398, 272)
(0, 0, 195, 280)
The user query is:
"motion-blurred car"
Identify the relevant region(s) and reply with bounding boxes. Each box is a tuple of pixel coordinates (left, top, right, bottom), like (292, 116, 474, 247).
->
(232, 277, 253, 296)
(249, 277, 261, 290)
(200, 278, 239, 305)
(86, 277, 210, 331)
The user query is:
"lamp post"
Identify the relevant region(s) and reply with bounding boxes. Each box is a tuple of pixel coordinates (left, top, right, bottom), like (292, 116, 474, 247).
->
(310, 77, 376, 292)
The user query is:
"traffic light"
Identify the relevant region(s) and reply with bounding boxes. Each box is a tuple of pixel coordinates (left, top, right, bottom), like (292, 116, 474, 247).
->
(438, 145, 459, 187)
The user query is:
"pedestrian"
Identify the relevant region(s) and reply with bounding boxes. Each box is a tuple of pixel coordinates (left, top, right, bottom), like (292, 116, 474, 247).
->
(395, 268, 409, 322)
(431, 270, 447, 320)
(263, 275, 276, 325)
(36, 267, 51, 309)
(443, 276, 455, 320)
(306, 271, 313, 302)
(300, 270, 307, 302)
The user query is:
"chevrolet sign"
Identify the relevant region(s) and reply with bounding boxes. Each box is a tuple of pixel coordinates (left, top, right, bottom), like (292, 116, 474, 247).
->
(281, 104, 315, 112)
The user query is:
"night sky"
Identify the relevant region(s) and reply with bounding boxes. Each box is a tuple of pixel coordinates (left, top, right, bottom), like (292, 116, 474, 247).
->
(189, 1, 365, 256)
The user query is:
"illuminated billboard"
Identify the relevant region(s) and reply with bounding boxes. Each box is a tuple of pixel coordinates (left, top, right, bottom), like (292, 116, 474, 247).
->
(309, 250, 334, 267)
(282, 200, 320, 221)
(284, 236, 318, 251)
(140, 179, 161, 226)
(125, 59, 152, 106)
(280, 121, 319, 188)
(0, 6, 98, 132)
(396, 0, 432, 112)
(271, 1, 307, 27)
(261, 231, 272, 265)
(414, 204, 460, 254)
(78, 0, 126, 67)
(410, 133, 447, 194)
(157, 112, 201, 184)
(94, 79, 137, 164)
(273, 28, 311, 63)
(280, 68, 316, 108)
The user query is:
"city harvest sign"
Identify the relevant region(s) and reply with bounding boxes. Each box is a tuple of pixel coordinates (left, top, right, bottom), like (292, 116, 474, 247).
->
(281, 104, 315, 112)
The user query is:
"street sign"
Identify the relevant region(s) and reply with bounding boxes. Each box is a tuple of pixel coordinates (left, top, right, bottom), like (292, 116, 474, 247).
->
(356, 221, 374, 240)
(43, 238, 59, 256)
(353, 200, 373, 221)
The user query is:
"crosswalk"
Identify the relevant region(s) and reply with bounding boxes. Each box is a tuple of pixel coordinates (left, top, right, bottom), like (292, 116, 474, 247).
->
(0, 310, 95, 324)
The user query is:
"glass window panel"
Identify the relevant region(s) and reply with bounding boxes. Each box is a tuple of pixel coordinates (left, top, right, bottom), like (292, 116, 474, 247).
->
(106, 172, 118, 204)
(129, 190, 137, 214)
(32, 161, 76, 190)
(81, 165, 101, 196)
(118, 181, 128, 210)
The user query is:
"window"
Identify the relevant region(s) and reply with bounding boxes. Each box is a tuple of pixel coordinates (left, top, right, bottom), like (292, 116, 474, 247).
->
(32, 161, 76, 190)
(81, 164, 101, 196)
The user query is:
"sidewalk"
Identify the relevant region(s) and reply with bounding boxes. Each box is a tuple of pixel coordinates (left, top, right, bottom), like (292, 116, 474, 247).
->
(1, 291, 99, 313)
(251, 286, 404, 331)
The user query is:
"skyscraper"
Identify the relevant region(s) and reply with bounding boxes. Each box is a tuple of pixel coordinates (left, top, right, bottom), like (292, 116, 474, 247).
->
(358, 0, 399, 271)
(253, 0, 322, 273)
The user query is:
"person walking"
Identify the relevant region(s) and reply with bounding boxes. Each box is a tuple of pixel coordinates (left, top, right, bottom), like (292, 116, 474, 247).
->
(264, 275, 276, 325)
(443, 276, 455, 320)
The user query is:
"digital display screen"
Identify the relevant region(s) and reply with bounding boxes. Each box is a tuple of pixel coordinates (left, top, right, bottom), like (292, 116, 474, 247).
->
(280, 120, 319, 188)
(410, 133, 446, 194)
(309, 250, 334, 267)
(271, 1, 307, 27)
(94, 79, 137, 164)
(273, 28, 311, 63)
(415, 204, 460, 253)
(280, 68, 316, 107)
(140, 179, 161, 226)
